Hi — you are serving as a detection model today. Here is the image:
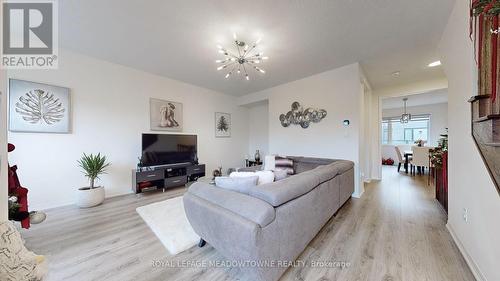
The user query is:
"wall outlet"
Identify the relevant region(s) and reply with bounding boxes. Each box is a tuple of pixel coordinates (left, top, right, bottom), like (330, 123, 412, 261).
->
(462, 208, 468, 223)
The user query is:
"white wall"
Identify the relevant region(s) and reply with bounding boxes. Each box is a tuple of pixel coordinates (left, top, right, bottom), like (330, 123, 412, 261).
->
(240, 63, 365, 197)
(7, 49, 249, 210)
(360, 78, 373, 182)
(382, 102, 448, 147)
(247, 101, 269, 159)
(0, 0, 7, 222)
(0, 71, 7, 222)
(439, 1, 500, 280)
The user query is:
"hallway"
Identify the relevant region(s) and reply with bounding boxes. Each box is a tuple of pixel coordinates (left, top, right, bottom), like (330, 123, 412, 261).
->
(279, 165, 473, 280)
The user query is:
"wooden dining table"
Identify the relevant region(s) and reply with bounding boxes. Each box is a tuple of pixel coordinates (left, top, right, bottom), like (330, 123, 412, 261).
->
(404, 150, 413, 174)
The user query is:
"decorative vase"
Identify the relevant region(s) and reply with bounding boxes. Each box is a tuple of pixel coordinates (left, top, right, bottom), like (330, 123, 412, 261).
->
(77, 186, 105, 208)
(255, 150, 261, 162)
(137, 157, 144, 172)
(212, 168, 222, 180)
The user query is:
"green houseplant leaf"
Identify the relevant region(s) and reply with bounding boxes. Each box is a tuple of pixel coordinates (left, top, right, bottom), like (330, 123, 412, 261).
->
(78, 153, 111, 189)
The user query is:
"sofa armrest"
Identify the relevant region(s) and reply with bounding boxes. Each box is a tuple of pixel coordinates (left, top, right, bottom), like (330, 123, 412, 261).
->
(186, 182, 275, 227)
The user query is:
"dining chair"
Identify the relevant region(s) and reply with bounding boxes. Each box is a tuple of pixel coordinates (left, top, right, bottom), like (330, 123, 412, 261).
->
(410, 146, 431, 176)
(394, 146, 405, 172)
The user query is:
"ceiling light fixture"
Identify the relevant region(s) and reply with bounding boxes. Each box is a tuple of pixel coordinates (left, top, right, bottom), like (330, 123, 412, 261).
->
(391, 71, 401, 78)
(216, 34, 268, 80)
(400, 98, 411, 124)
(428, 60, 441, 67)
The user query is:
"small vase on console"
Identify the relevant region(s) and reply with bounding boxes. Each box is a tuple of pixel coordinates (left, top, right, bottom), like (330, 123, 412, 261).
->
(255, 150, 261, 162)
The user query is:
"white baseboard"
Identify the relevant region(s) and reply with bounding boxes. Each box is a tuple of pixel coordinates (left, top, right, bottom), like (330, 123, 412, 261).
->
(352, 189, 364, 198)
(446, 223, 486, 281)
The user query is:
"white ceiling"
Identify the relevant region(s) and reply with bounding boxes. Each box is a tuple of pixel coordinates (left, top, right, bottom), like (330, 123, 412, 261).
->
(382, 89, 448, 110)
(59, 0, 454, 96)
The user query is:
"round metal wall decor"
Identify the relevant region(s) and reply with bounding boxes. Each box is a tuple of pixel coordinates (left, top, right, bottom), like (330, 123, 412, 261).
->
(279, 102, 327, 128)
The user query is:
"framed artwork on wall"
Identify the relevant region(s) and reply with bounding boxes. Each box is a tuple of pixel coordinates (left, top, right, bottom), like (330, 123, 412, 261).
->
(9, 79, 71, 133)
(150, 98, 183, 131)
(215, 112, 231, 137)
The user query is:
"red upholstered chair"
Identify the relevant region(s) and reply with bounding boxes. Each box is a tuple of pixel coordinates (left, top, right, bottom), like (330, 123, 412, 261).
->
(8, 143, 30, 229)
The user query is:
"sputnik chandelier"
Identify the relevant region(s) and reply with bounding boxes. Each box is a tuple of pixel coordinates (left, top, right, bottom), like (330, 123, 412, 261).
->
(216, 33, 268, 80)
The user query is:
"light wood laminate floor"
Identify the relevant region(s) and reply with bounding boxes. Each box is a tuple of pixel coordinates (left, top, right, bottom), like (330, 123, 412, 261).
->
(22, 166, 475, 281)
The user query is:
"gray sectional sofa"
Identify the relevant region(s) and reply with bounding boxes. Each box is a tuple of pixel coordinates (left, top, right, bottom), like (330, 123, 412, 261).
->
(183, 157, 354, 281)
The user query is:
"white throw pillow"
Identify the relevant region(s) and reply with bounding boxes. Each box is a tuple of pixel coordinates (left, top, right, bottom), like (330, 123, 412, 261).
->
(263, 155, 276, 171)
(255, 170, 275, 185)
(229, 172, 256, 178)
(230, 170, 275, 185)
(215, 176, 259, 194)
(273, 169, 289, 181)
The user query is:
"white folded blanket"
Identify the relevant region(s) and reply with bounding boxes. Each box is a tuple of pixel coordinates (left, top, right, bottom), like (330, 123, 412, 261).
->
(230, 170, 275, 185)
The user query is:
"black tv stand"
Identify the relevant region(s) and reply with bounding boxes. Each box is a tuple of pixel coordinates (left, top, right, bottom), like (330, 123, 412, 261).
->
(132, 163, 205, 193)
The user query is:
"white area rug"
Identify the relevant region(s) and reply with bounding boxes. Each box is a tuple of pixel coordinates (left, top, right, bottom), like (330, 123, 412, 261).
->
(136, 196, 199, 255)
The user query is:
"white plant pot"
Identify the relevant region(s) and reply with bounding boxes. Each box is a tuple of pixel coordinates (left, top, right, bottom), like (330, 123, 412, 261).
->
(77, 186, 105, 208)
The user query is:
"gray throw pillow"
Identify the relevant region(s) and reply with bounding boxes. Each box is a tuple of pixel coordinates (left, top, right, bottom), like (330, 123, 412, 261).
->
(275, 156, 294, 175)
(215, 176, 259, 194)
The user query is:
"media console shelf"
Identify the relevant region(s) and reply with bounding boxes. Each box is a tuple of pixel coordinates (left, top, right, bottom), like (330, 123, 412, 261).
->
(132, 163, 205, 193)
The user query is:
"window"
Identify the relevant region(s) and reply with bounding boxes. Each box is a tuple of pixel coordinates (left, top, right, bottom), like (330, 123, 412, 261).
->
(382, 115, 430, 145)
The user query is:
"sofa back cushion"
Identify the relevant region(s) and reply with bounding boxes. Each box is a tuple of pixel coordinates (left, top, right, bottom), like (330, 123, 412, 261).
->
(288, 156, 337, 174)
(249, 170, 320, 206)
(247, 160, 355, 206)
(310, 161, 354, 183)
(188, 182, 275, 227)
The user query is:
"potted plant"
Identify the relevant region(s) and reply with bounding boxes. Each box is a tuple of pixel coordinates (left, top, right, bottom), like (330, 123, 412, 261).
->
(77, 153, 111, 208)
(414, 139, 426, 147)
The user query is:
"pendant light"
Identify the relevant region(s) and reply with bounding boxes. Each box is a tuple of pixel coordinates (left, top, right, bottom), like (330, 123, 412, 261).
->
(400, 98, 411, 123)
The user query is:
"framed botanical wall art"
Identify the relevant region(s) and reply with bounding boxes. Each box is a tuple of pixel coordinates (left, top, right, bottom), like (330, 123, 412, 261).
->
(150, 98, 183, 131)
(9, 79, 71, 133)
(215, 112, 231, 137)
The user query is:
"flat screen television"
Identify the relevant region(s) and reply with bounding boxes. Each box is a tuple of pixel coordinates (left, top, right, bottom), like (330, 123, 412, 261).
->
(141, 134, 197, 167)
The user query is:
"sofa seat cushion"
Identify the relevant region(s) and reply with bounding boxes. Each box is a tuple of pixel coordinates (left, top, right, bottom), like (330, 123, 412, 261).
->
(188, 182, 276, 227)
(248, 170, 320, 206)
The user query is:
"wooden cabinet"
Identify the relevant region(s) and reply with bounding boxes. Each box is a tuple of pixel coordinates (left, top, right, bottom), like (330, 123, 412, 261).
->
(132, 163, 205, 193)
(435, 152, 448, 213)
